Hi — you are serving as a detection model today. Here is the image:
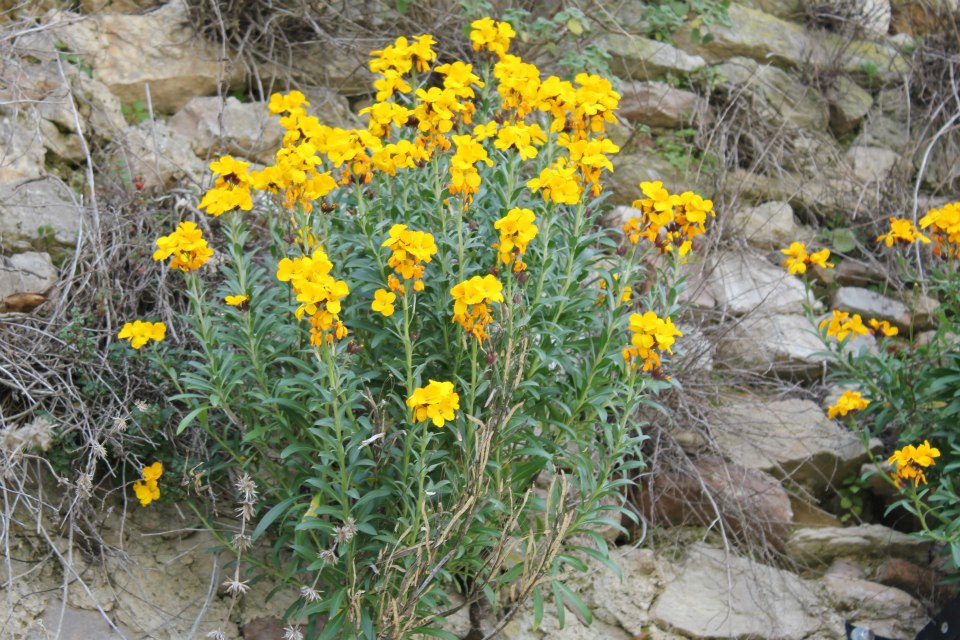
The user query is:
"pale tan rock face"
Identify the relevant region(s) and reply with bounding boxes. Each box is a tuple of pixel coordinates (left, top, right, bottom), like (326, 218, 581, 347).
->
(43, 0, 239, 113)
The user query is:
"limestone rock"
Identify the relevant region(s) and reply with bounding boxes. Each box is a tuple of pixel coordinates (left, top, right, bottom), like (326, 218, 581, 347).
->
(846, 145, 902, 183)
(906, 289, 939, 330)
(725, 200, 809, 248)
(603, 34, 706, 81)
(651, 544, 828, 639)
(716, 58, 827, 130)
(604, 151, 689, 206)
(0, 177, 82, 251)
(587, 548, 659, 636)
(710, 397, 866, 495)
(677, 5, 814, 69)
(707, 251, 816, 315)
(34, 605, 137, 640)
(45, 1, 238, 112)
(169, 96, 285, 164)
(617, 81, 705, 128)
(741, 0, 803, 18)
(80, 0, 163, 12)
(0, 117, 45, 182)
(857, 110, 911, 150)
(824, 574, 929, 640)
(115, 120, 205, 189)
(827, 76, 874, 136)
(853, 0, 894, 37)
(834, 259, 886, 286)
(731, 169, 864, 223)
(874, 557, 959, 608)
(638, 456, 794, 550)
(716, 313, 829, 376)
(787, 524, 933, 565)
(833, 286, 911, 329)
(0, 252, 57, 299)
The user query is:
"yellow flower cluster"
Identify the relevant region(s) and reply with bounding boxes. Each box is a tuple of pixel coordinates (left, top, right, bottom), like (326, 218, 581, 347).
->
(277, 248, 350, 345)
(780, 242, 834, 275)
(920, 201, 960, 258)
(820, 310, 868, 341)
(469, 17, 515, 58)
(117, 320, 166, 350)
(369, 35, 437, 101)
(827, 390, 870, 419)
(382, 224, 438, 294)
(623, 181, 715, 256)
(133, 461, 163, 507)
(406, 380, 460, 427)
(876, 217, 930, 247)
(622, 311, 683, 373)
(449, 133, 493, 202)
(493, 208, 538, 271)
(153, 221, 214, 272)
(869, 319, 898, 337)
(451, 275, 504, 343)
(888, 440, 940, 486)
(198, 156, 254, 216)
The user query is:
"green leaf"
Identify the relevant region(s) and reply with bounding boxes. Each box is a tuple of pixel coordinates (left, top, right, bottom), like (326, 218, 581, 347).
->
(251, 495, 300, 541)
(176, 406, 209, 435)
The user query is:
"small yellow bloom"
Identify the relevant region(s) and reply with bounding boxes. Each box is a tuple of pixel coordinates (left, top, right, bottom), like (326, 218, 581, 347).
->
(118, 320, 166, 349)
(781, 242, 809, 274)
(406, 380, 460, 427)
(225, 295, 249, 307)
(133, 461, 163, 507)
(827, 390, 870, 419)
(869, 318, 899, 337)
(877, 217, 930, 247)
(372, 289, 397, 317)
(153, 221, 214, 272)
(888, 440, 940, 486)
(820, 310, 869, 342)
(807, 248, 834, 269)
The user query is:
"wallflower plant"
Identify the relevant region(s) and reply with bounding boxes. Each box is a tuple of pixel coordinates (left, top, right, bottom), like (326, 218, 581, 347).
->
(126, 20, 706, 639)
(801, 208, 960, 572)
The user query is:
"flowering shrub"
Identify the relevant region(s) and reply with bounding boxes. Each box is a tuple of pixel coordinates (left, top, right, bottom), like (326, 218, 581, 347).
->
(121, 20, 708, 638)
(799, 211, 960, 571)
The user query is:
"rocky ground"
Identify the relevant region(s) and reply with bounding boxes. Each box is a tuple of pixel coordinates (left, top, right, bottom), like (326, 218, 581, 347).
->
(2, 0, 958, 638)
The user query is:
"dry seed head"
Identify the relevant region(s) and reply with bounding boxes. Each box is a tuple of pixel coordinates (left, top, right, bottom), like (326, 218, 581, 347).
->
(222, 578, 250, 596)
(235, 473, 258, 503)
(300, 585, 321, 602)
(283, 626, 304, 640)
(134, 399, 149, 413)
(112, 416, 128, 432)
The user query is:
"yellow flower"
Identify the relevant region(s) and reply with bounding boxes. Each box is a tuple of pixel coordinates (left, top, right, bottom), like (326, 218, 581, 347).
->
(153, 221, 214, 272)
(623, 311, 682, 372)
(469, 17, 515, 58)
(382, 224, 437, 291)
(807, 248, 834, 269)
(450, 275, 504, 343)
(198, 156, 254, 216)
(827, 390, 870, 419)
(527, 157, 582, 205)
(781, 242, 810, 274)
(820, 310, 869, 341)
(919, 202, 960, 258)
(132, 461, 163, 507)
(869, 318, 898, 337)
(276, 247, 350, 344)
(372, 289, 397, 317)
(888, 440, 940, 486)
(406, 380, 460, 427)
(118, 320, 166, 349)
(878, 217, 931, 247)
(225, 295, 249, 307)
(494, 207, 538, 266)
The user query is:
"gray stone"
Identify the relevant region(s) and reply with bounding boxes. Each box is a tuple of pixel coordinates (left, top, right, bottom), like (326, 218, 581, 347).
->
(846, 145, 902, 183)
(638, 456, 794, 550)
(0, 252, 57, 299)
(677, 5, 814, 69)
(787, 524, 933, 565)
(725, 200, 810, 248)
(603, 151, 689, 206)
(45, 1, 240, 112)
(603, 34, 706, 81)
(0, 117, 46, 182)
(857, 110, 911, 150)
(716, 313, 829, 376)
(853, 0, 894, 37)
(31, 605, 136, 640)
(833, 286, 911, 329)
(834, 259, 886, 286)
(827, 76, 874, 136)
(707, 251, 816, 315)
(587, 549, 659, 636)
(0, 178, 82, 251)
(651, 544, 828, 639)
(617, 81, 705, 128)
(115, 120, 205, 189)
(169, 96, 285, 164)
(716, 58, 827, 130)
(711, 398, 867, 496)
(827, 575, 930, 640)
(741, 0, 803, 18)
